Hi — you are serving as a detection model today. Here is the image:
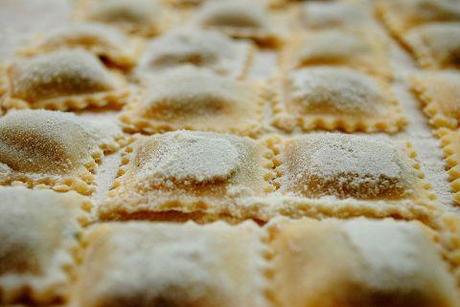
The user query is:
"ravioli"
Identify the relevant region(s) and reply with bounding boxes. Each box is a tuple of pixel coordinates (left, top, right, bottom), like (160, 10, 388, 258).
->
(269, 218, 459, 307)
(272, 67, 405, 133)
(283, 30, 391, 79)
(99, 131, 273, 222)
(0, 110, 122, 194)
(74, 221, 267, 307)
(0, 186, 89, 305)
(267, 133, 437, 221)
(193, 1, 280, 47)
(80, 0, 164, 37)
(1, 49, 128, 111)
(134, 28, 252, 79)
(121, 67, 265, 137)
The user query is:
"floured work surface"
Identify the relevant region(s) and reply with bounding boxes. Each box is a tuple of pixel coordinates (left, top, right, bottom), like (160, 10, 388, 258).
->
(1, 0, 460, 306)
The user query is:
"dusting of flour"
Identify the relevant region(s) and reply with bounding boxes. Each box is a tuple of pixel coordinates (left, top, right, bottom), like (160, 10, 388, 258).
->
(290, 67, 385, 114)
(137, 131, 241, 184)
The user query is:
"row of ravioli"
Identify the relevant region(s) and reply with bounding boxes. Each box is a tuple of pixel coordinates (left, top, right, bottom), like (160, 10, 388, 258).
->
(1, 185, 460, 306)
(0, 0, 410, 136)
(273, 0, 403, 135)
(376, 0, 460, 206)
(0, 44, 411, 136)
(0, 109, 441, 224)
(0, 0, 277, 117)
(0, 41, 400, 137)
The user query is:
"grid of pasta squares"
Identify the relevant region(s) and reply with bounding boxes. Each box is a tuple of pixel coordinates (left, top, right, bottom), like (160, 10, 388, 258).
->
(1, 0, 460, 306)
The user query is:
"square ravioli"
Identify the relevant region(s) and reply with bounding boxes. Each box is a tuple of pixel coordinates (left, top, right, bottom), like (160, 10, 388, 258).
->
(0, 110, 123, 195)
(404, 22, 460, 69)
(134, 28, 253, 80)
(376, 0, 460, 37)
(0, 49, 129, 111)
(99, 130, 274, 222)
(18, 23, 143, 70)
(268, 218, 459, 307)
(437, 128, 460, 205)
(299, 1, 373, 30)
(120, 67, 265, 137)
(270, 133, 437, 221)
(271, 67, 405, 133)
(77, 0, 165, 37)
(74, 221, 268, 307)
(282, 29, 391, 79)
(192, 1, 281, 47)
(0, 186, 89, 305)
(411, 71, 460, 128)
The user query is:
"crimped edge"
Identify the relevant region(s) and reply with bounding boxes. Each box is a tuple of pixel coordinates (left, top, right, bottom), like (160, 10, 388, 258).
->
(119, 81, 267, 138)
(435, 128, 460, 205)
(270, 72, 407, 134)
(410, 74, 458, 129)
(0, 191, 92, 305)
(0, 128, 126, 196)
(265, 135, 440, 227)
(98, 133, 276, 222)
(279, 30, 393, 80)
